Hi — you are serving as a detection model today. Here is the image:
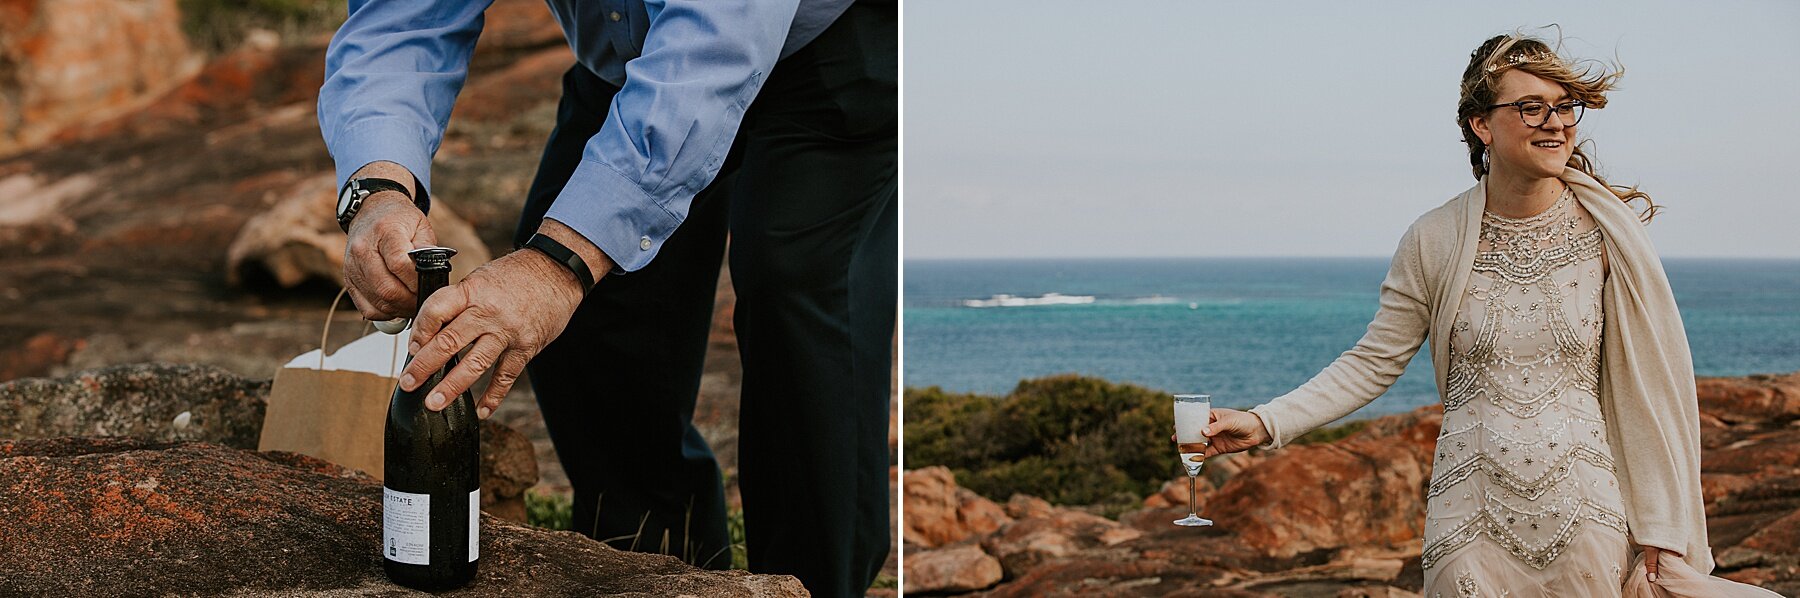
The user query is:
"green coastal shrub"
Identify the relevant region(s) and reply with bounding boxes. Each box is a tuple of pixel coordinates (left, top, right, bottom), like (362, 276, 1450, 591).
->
(178, 0, 344, 53)
(905, 375, 1175, 507)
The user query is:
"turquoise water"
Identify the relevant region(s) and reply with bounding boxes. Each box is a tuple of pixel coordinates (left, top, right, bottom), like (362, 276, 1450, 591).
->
(904, 258, 1800, 419)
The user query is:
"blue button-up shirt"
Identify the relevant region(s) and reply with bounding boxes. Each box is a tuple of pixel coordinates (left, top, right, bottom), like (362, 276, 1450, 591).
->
(319, 0, 852, 271)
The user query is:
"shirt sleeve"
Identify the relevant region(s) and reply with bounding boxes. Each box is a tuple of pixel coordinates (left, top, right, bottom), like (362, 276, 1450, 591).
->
(1249, 223, 1434, 448)
(541, 0, 803, 272)
(317, 0, 495, 200)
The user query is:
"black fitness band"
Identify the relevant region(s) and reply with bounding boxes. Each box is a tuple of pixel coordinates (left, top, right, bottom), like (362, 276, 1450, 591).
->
(523, 233, 597, 294)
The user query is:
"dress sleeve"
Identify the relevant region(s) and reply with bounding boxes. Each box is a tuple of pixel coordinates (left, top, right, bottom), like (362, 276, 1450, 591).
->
(1249, 223, 1434, 448)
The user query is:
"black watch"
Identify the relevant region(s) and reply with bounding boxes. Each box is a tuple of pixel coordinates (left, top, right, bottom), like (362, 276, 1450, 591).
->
(337, 177, 425, 233)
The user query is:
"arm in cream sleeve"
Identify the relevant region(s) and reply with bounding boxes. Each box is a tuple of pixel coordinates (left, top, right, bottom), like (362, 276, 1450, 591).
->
(1248, 224, 1434, 448)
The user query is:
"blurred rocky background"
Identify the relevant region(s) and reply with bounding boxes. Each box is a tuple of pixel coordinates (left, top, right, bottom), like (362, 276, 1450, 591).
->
(902, 373, 1800, 597)
(0, 0, 897, 594)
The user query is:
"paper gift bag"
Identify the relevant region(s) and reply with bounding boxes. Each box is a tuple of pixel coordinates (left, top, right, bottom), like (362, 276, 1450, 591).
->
(258, 316, 409, 481)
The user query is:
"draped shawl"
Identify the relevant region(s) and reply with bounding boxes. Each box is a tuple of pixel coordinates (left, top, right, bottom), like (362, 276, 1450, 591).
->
(1248, 167, 1713, 572)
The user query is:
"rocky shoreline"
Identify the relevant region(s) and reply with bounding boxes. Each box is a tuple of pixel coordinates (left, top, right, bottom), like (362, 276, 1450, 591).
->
(903, 372, 1800, 597)
(0, 436, 805, 597)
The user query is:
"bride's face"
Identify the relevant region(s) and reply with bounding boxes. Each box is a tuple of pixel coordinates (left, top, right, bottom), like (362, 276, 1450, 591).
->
(1470, 70, 1578, 181)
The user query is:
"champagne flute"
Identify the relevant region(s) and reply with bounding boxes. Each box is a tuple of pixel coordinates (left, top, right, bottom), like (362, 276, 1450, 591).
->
(1172, 393, 1213, 527)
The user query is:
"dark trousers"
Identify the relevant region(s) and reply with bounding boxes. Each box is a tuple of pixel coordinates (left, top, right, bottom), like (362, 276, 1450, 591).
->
(512, 3, 895, 596)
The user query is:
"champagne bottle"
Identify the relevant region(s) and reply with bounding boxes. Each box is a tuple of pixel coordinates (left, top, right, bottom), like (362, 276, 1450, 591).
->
(382, 246, 480, 590)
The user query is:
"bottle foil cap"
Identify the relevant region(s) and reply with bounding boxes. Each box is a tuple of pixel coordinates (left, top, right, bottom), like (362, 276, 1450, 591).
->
(408, 246, 458, 271)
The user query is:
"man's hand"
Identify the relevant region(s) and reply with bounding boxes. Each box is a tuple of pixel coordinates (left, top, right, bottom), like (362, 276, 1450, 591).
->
(343, 162, 434, 321)
(399, 219, 612, 419)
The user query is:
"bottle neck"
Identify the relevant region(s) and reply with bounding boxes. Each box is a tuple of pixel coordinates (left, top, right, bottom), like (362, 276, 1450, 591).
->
(415, 269, 450, 313)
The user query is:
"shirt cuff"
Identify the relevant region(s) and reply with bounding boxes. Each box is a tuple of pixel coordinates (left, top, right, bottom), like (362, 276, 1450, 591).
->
(542, 158, 682, 273)
(329, 118, 437, 203)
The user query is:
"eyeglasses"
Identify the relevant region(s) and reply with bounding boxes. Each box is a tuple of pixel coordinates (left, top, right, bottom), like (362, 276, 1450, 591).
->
(1486, 100, 1585, 128)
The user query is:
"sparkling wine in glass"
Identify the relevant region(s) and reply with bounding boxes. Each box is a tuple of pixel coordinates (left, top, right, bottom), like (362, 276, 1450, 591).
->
(1173, 393, 1213, 527)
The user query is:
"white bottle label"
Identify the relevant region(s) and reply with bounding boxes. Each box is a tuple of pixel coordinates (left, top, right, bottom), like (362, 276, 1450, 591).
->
(468, 488, 480, 562)
(383, 487, 430, 565)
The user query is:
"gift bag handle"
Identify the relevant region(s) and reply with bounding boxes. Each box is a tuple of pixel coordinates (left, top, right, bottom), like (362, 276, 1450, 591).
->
(318, 286, 399, 380)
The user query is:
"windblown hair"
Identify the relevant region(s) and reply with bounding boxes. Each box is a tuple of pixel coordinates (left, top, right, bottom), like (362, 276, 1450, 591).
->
(1457, 30, 1660, 221)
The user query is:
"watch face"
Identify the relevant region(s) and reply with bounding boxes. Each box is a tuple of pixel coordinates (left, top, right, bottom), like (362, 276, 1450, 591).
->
(337, 183, 358, 218)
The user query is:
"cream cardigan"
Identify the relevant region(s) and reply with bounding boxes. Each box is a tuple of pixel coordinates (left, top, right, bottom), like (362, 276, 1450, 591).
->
(1247, 167, 1714, 573)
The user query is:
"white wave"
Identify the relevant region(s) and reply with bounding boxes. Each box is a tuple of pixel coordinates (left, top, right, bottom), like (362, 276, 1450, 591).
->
(1124, 295, 1180, 305)
(961, 293, 1097, 308)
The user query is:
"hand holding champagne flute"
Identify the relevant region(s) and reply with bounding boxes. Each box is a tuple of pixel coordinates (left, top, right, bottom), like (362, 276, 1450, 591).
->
(1199, 408, 1272, 459)
(1172, 394, 1213, 527)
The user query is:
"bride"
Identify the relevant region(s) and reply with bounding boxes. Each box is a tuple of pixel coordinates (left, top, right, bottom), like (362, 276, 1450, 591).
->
(1199, 32, 1781, 597)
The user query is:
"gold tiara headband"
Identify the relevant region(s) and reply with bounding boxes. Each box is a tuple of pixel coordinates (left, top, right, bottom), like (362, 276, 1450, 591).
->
(1486, 51, 1560, 74)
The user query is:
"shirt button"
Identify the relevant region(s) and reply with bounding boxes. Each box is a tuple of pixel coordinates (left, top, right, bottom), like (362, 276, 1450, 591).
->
(609, 11, 622, 22)
(639, 236, 651, 251)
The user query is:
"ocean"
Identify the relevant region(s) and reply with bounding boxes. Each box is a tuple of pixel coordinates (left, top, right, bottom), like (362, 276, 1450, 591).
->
(903, 258, 1800, 419)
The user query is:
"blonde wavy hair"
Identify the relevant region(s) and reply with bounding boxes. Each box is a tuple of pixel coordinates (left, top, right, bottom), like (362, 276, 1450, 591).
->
(1457, 30, 1661, 222)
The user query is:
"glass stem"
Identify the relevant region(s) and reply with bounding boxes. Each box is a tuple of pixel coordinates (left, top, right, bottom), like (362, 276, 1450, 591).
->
(1187, 473, 1198, 517)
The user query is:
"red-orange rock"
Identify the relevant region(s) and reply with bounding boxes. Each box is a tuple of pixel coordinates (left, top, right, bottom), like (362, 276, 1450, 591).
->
(0, 436, 804, 595)
(909, 373, 1800, 596)
(1005, 493, 1056, 520)
(980, 498, 1144, 578)
(1697, 373, 1800, 425)
(1205, 405, 1440, 560)
(904, 543, 1004, 594)
(0, 331, 83, 382)
(0, 0, 199, 157)
(903, 466, 1012, 548)
(1143, 475, 1216, 509)
(975, 557, 1244, 598)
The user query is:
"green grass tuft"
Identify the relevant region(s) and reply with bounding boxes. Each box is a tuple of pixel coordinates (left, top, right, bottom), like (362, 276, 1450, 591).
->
(524, 488, 573, 531)
(1291, 419, 1370, 445)
(727, 506, 748, 570)
(177, 0, 345, 54)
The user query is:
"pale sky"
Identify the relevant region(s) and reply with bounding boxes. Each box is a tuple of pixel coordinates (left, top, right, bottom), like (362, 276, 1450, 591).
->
(903, 1, 1800, 259)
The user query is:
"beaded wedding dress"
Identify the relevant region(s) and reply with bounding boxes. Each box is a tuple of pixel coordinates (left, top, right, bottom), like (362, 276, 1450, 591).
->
(1420, 190, 1779, 597)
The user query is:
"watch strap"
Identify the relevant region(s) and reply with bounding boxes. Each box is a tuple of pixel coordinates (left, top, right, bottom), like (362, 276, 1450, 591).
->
(337, 177, 414, 233)
(523, 233, 597, 294)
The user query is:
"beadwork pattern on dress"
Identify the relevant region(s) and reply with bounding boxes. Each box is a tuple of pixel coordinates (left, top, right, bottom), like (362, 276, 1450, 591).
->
(1424, 188, 1628, 574)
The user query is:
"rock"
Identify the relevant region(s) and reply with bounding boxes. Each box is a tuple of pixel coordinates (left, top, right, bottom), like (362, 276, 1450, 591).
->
(0, 363, 539, 523)
(1142, 476, 1215, 510)
(980, 498, 1144, 578)
(478, 418, 538, 522)
(0, 436, 805, 596)
(226, 175, 493, 290)
(1336, 587, 1422, 598)
(0, 0, 201, 158)
(473, 0, 566, 53)
(1201, 405, 1440, 560)
(0, 363, 270, 447)
(1697, 373, 1800, 426)
(0, 331, 85, 382)
(903, 466, 1011, 548)
(973, 558, 1244, 598)
(903, 543, 1003, 594)
(1005, 493, 1056, 520)
(917, 372, 1800, 596)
